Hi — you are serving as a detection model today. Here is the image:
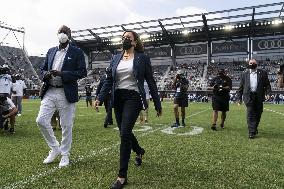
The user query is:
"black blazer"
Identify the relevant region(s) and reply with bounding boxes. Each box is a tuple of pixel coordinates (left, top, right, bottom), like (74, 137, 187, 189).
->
(97, 52, 162, 112)
(237, 69, 271, 104)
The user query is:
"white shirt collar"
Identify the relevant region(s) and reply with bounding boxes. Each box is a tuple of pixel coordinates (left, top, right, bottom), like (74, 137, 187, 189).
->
(250, 69, 257, 74)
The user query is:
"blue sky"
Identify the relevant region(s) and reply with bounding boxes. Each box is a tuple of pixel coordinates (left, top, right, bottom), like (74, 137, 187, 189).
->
(0, 0, 280, 55)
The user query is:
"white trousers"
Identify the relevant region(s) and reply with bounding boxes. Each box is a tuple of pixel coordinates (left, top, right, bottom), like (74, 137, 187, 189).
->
(36, 88, 76, 156)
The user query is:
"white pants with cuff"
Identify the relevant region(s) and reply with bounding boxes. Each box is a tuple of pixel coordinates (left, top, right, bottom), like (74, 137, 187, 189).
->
(36, 88, 76, 156)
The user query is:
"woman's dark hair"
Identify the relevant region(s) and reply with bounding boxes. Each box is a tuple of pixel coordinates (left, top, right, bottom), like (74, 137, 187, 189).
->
(122, 30, 144, 52)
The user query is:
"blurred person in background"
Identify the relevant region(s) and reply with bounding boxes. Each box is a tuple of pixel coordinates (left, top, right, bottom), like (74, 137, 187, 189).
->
(0, 65, 13, 97)
(12, 74, 27, 116)
(95, 67, 113, 128)
(138, 81, 150, 124)
(0, 93, 18, 134)
(209, 69, 232, 130)
(85, 83, 93, 107)
(171, 70, 189, 127)
(277, 63, 284, 88)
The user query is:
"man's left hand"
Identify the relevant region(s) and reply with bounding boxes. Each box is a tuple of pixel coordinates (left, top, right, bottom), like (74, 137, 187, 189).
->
(50, 70, 62, 77)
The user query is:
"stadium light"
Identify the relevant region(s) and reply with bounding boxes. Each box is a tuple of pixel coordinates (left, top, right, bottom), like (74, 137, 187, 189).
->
(272, 19, 282, 25)
(140, 34, 150, 40)
(182, 30, 189, 35)
(111, 37, 121, 43)
(224, 25, 234, 31)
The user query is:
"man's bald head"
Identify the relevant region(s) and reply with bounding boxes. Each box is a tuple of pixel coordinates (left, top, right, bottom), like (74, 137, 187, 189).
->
(248, 59, 257, 65)
(58, 25, 71, 39)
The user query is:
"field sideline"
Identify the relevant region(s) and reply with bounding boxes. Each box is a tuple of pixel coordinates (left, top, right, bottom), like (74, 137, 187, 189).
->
(0, 100, 283, 189)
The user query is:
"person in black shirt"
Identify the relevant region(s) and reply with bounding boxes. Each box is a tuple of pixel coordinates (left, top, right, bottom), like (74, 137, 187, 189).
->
(95, 71, 113, 128)
(171, 70, 189, 127)
(209, 69, 232, 130)
(277, 63, 284, 88)
(85, 84, 93, 107)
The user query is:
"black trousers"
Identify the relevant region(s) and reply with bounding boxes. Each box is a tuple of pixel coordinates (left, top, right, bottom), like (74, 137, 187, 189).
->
(245, 93, 263, 135)
(113, 89, 143, 178)
(104, 94, 113, 124)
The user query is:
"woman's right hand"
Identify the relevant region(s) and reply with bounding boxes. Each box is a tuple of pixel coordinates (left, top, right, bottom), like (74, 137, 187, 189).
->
(93, 100, 100, 111)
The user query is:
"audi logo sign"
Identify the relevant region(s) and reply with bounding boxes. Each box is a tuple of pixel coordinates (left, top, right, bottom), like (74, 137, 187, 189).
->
(176, 44, 207, 55)
(253, 39, 284, 51)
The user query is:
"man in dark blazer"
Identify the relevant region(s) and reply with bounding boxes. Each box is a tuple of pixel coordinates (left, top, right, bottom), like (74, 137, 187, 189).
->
(36, 25, 87, 167)
(237, 59, 271, 139)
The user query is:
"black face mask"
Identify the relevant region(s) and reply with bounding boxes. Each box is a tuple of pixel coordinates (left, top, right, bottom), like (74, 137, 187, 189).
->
(248, 64, 257, 69)
(122, 38, 133, 50)
(218, 73, 225, 78)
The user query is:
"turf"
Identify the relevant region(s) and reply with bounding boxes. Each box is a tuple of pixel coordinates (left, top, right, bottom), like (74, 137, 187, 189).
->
(0, 100, 283, 189)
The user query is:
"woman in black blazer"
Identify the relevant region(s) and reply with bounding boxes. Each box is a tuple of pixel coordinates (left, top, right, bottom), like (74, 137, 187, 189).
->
(95, 30, 162, 189)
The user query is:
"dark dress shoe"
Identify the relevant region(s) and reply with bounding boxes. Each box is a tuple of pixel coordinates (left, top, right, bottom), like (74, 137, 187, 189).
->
(135, 148, 145, 166)
(211, 124, 217, 131)
(249, 134, 255, 139)
(171, 123, 179, 128)
(3, 121, 9, 131)
(9, 128, 15, 134)
(110, 178, 127, 189)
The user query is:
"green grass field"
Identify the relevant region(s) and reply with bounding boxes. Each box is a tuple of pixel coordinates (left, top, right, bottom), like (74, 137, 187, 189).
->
(0, 100, 283, 189)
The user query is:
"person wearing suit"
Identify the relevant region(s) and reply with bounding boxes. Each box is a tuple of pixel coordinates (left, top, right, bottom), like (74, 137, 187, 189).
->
(95, 70, 113, 128)
(237, 59, 271, 139)
(36, 25, 87, 167)
(95, 30, 162, 189)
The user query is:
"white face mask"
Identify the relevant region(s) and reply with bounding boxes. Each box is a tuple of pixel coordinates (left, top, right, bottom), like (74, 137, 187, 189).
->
(57, 33, 69, 44)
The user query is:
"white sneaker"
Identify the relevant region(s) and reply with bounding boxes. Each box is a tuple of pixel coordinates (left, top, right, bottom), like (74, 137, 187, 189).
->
(17, 114, 22, 116)
(59, 155, 70, 168)
(43, 149, 61, 164)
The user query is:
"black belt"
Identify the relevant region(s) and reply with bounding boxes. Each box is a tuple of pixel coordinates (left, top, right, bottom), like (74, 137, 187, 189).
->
(50, 85, 63, 88)
(250, 92, 258, 96)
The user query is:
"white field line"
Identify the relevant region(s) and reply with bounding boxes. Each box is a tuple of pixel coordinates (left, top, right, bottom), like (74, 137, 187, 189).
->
(186, 108, 210, 118)
(264, 107, 284, 116)
(3, 109, 209, 189)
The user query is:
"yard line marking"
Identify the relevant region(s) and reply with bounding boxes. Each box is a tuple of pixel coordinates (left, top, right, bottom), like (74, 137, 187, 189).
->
(186, 108, 210, 118)
(264, 108, 284, 116)
(3, 109, 209, 189)
(161, 108, 209, 136)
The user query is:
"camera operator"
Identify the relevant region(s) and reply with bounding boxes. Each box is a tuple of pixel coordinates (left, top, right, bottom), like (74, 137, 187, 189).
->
(209, 69, 232, 130)
(171, 70, 189, 127)
(277, 63, 284, 88)
(0, 65, 13, 96)
(0, 94, 18, 134)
